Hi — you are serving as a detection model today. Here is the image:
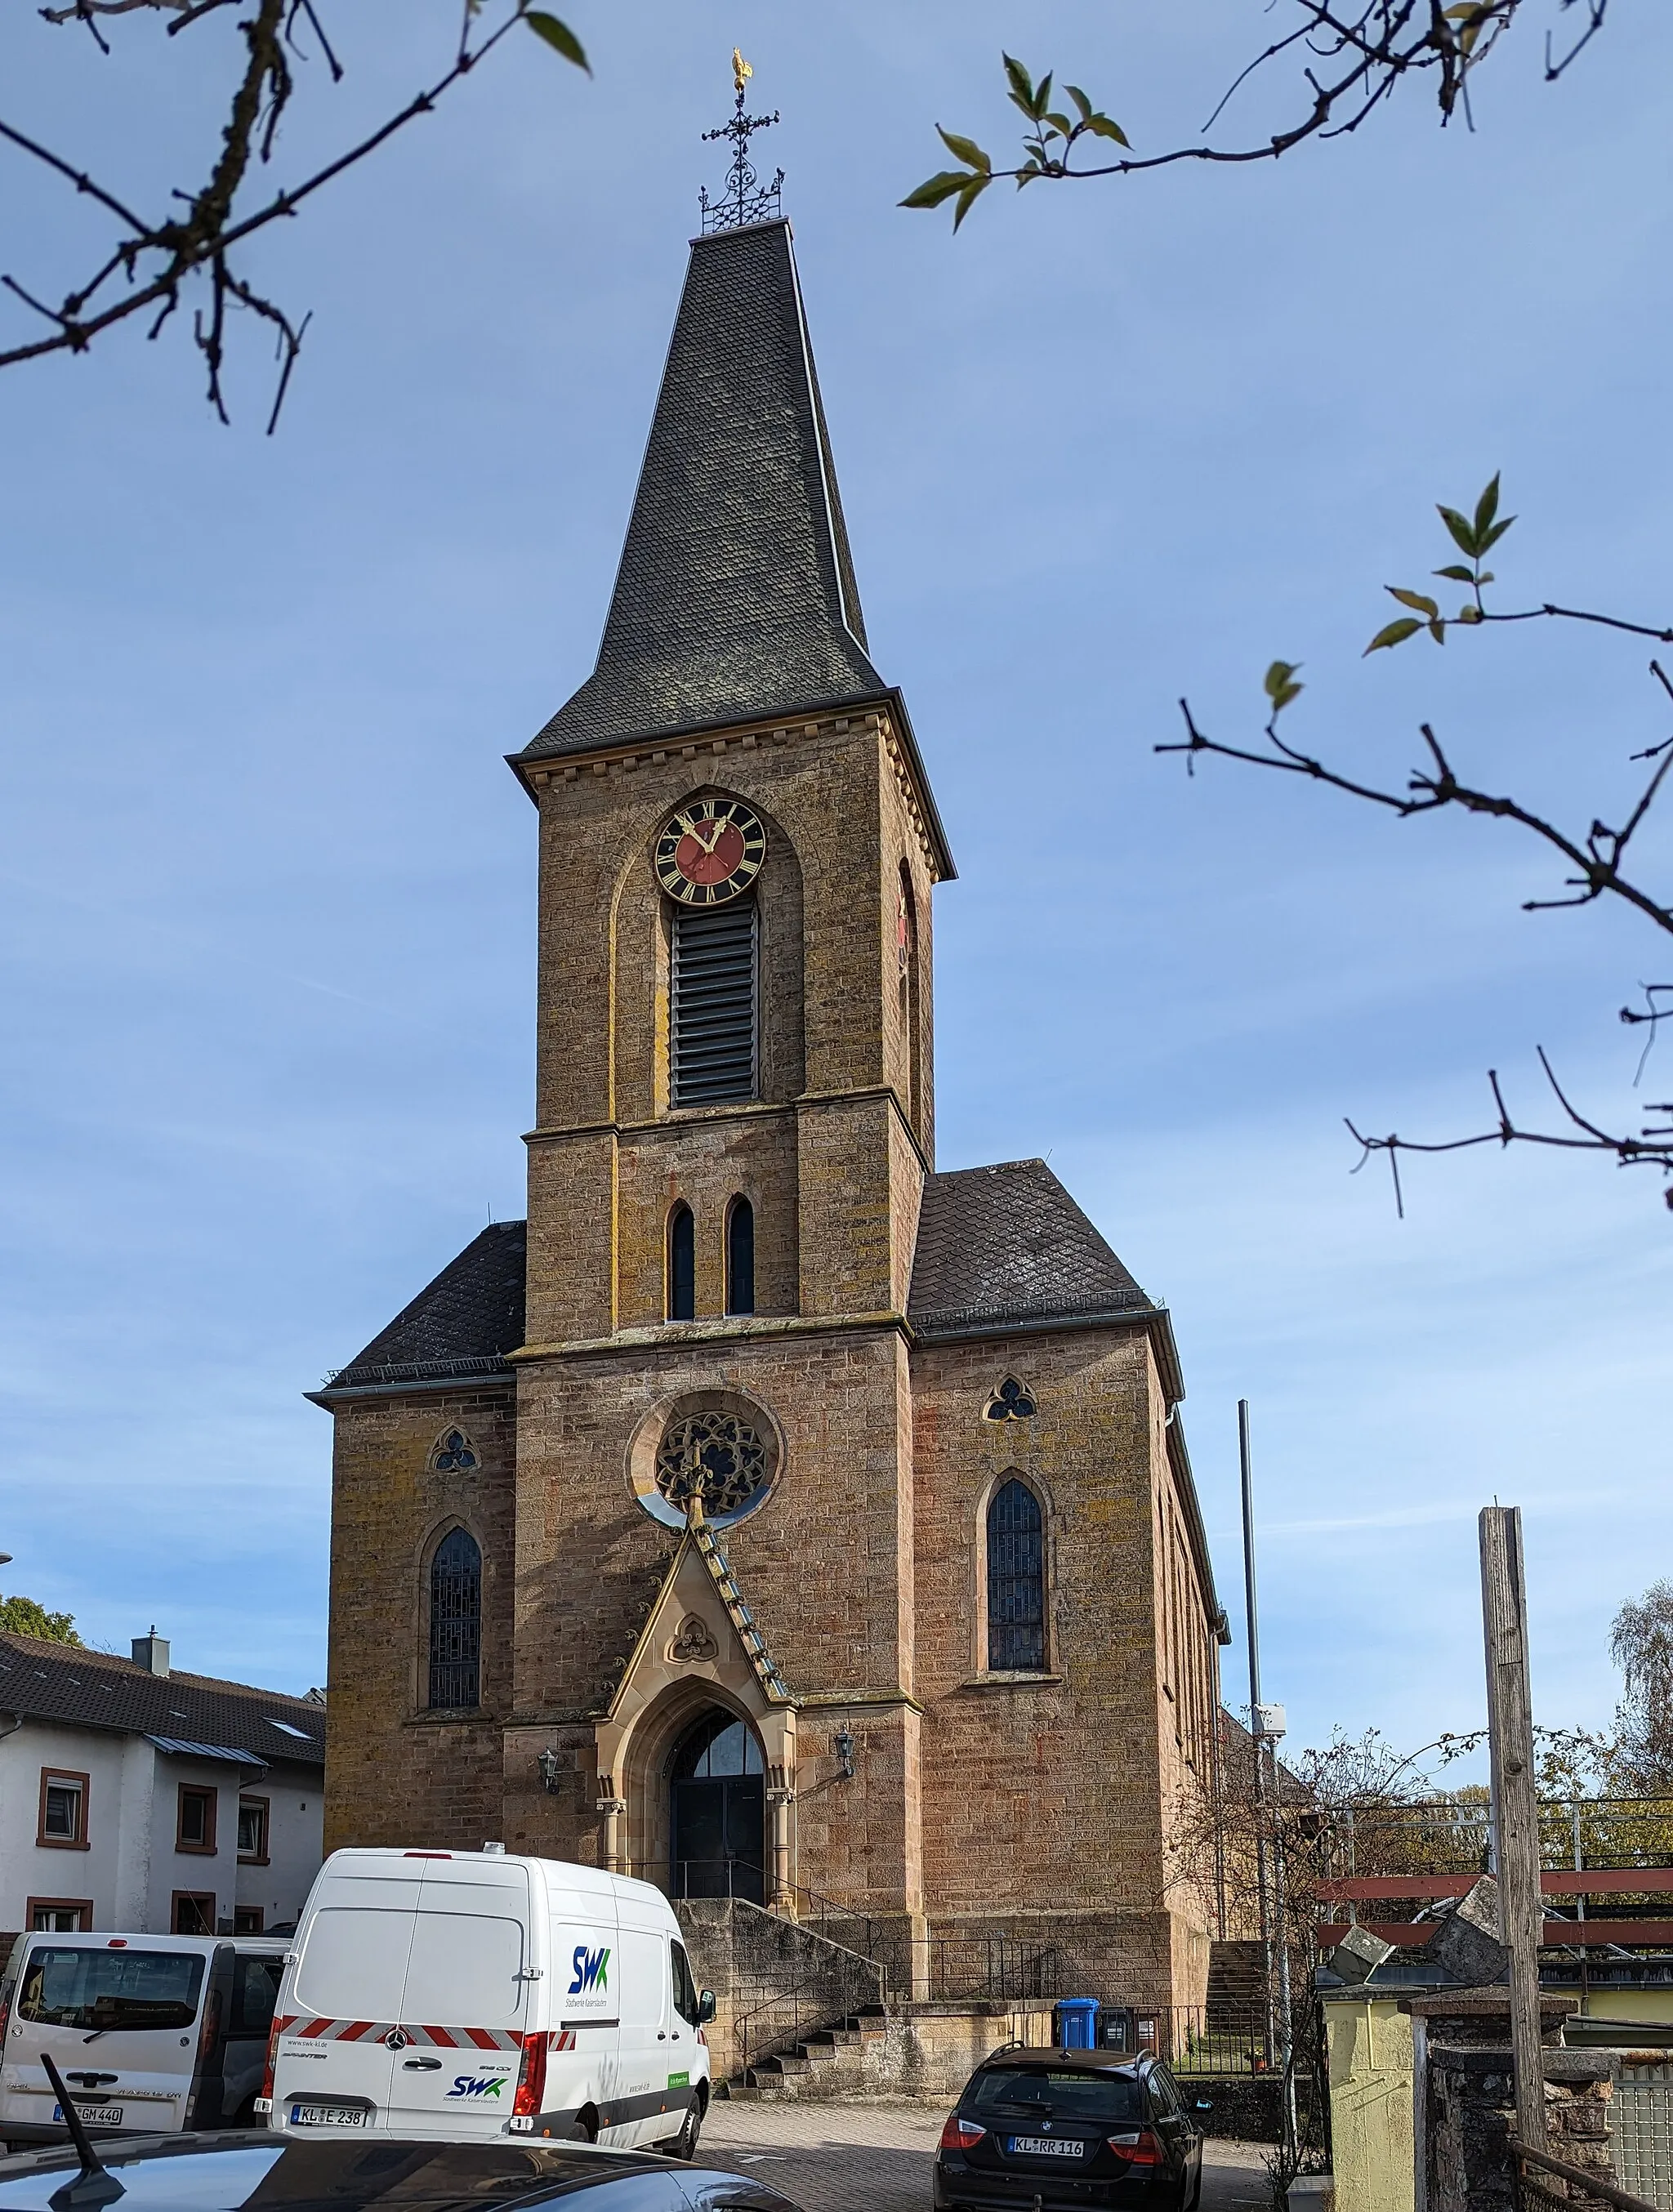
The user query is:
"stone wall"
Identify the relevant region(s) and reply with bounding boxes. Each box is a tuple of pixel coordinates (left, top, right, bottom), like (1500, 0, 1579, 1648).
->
(322, 1380, 516, 1855)
(674, 1897, 885, 2082)
(1412, 1991, 1616, 2212)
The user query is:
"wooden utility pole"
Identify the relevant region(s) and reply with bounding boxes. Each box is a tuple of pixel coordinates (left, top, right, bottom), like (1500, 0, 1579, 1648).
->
(1479, 1505, 1547, 2152)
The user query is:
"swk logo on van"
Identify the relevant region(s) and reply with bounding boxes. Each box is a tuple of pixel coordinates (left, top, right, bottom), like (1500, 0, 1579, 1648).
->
(446, 2075, 507, 2101)
(568, 1945, 610, 1996)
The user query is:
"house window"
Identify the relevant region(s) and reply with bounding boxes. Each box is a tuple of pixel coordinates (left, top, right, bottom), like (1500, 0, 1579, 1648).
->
(671, 899, 757, 1107)
(176, 1785, 217, 1854)
(428, 1526, 482, 1710)
(726, 1196, 755, 1316)
(27, 1899, 91, 1933)
(667, 1203, 695, 1322)
(38, 1771, 88, 1849)
(237, 1797, 270, 1863)
(233, 1906, 265, 1935)
(172, 1893, 216, 1936)
(987, 1478, 1046, 1673)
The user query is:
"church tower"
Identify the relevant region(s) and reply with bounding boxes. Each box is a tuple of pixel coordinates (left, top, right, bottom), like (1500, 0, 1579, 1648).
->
(316, 174, 1229, 2021)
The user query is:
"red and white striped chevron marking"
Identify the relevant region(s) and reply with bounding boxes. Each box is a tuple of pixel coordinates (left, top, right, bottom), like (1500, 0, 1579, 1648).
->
(275, 2016, 524, 2051)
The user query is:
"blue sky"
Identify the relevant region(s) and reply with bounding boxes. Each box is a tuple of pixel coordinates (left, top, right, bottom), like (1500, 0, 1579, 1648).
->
(2, 1, 1668, 1759)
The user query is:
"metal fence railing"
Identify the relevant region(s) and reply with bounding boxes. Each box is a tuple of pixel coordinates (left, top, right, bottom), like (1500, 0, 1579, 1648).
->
(646, 1857, 1061, 2006)
(1099, 2002, 1300, 2077)
(1513, 2137, 1661, 2212)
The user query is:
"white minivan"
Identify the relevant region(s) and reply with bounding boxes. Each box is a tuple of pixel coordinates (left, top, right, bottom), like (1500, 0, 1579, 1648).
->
(259, 1848, 716, 2156)
(0, 1933, 287, 2147)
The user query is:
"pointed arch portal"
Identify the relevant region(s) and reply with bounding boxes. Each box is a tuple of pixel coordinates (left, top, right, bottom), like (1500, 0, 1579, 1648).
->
(668, 1707, 765, 1902)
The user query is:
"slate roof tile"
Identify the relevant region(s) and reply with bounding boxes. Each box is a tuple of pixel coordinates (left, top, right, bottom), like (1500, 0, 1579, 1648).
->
(0, 1634, 323, 1766)
(908, 1159, 1152, 1336)
(327, 1222, 527, 1391)
(517, 220, 883, 760)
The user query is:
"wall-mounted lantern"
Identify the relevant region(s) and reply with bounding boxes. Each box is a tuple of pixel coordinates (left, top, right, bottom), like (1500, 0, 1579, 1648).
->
(537, 1746, 564, 1795)
(833, 1724, 855, 1781)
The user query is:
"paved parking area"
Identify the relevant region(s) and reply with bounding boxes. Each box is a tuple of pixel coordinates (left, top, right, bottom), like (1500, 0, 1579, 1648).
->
(700, 2098, 1274, 2212)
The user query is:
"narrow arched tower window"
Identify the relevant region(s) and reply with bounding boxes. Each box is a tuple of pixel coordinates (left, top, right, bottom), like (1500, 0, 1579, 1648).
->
(726, 1197, 755, 1317)
(898, 862, 921, 1133)
(428, 1527, 481, 1710)
(667, 1202, 696, 1321)
(671, 899, 758, 1107)
(987, 1478, 1046, 1673)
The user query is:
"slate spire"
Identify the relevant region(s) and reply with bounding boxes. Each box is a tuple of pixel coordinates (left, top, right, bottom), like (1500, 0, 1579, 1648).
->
(518, 219, 885, 761)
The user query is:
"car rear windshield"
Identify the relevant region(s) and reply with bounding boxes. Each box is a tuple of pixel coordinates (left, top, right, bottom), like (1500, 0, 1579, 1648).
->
(17, 1947, 206, 2033)
(966, 2067, 1146, 2123)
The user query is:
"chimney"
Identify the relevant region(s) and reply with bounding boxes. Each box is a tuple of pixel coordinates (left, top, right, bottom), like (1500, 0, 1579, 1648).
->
(132, 1627, 170, 1677)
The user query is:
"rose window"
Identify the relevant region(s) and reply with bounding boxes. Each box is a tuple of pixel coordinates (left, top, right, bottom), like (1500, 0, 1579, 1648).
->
(654, 1409, 770, 1519)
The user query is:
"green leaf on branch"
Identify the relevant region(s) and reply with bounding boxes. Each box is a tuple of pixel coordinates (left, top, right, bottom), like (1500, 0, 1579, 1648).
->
(1003, 53, 1037, 109)
(1366, 618, 1423, 653)
(1434, 564, 1476, 583)
(953, 174, 993, 230)
(1067, 83, 1094, 120)
(1479, 515, 1516, 551)
(1084, 114, 1131, 144)
(1264, 659, 1304, 713)
(524, 12, 590, 70)
(900, 171, 974, 211)
(1473, 474, 1501, 534)
(937, 127, 992, 173)
(1386, 586, 1439, 618)
(1438, 504, 1479, 557)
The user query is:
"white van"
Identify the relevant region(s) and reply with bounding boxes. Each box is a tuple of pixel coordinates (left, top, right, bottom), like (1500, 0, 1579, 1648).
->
(259, 1849, 716, 2156)
(0, 1933, 288, 2147)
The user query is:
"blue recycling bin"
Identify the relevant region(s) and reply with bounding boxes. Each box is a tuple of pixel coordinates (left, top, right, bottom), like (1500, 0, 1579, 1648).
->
(1054, 1997, 1101, 2049)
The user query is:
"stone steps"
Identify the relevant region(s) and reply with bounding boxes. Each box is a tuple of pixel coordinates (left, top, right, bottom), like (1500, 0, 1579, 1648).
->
(717, 2006, 890, 2101)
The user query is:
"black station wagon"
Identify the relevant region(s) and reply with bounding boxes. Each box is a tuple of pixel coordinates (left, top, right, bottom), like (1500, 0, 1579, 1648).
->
(935, 2049, 1207, 2212)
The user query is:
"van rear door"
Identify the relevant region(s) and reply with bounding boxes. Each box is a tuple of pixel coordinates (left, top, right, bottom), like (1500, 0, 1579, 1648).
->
(273, 1871, 421, 2132)
(0, 1938, 212, 2140)
(379, 1861, 532, 2137)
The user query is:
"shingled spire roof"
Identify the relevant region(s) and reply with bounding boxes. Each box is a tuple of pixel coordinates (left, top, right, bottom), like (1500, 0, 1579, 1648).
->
(517, 218, 885, 761)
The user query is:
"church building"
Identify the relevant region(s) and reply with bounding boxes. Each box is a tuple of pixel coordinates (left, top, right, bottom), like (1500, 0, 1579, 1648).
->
(314, 185, 1229, 2013)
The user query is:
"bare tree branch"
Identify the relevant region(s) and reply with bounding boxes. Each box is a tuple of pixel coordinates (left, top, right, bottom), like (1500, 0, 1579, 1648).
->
(1, 0, 589, 424)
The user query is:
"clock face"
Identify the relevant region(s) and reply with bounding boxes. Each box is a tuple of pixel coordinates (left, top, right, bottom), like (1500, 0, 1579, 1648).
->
(655, 799, 767, 906)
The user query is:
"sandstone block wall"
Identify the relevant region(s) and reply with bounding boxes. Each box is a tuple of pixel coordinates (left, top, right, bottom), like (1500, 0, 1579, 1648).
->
(323, 1383, 516, 1855)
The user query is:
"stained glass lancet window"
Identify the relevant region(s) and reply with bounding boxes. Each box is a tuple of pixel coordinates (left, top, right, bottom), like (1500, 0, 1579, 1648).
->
(428, 1527, 481, 1710)
(987, 1478, 1046, 1672)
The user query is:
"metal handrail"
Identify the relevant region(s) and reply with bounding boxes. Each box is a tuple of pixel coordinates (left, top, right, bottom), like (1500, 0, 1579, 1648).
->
(1510, 2137, 1660, 2212)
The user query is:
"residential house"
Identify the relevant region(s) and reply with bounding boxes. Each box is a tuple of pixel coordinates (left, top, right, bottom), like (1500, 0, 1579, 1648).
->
(0, 1630, 323, 1939)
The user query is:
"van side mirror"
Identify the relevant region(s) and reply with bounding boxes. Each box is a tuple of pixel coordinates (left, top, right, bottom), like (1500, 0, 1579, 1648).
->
(698, 1989, 717, 2025)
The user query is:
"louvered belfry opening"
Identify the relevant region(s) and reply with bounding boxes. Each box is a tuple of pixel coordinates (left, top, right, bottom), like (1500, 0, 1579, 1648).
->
(671, 899, 758, 1107)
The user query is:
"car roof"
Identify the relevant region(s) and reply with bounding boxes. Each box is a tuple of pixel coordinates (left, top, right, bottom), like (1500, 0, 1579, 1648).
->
(973, 2046, 1150, 2077)
(0, 2132, 800, 2211)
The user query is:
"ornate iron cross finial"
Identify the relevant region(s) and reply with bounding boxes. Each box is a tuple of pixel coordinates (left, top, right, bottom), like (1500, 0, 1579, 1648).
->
(698, 50, 783, 234)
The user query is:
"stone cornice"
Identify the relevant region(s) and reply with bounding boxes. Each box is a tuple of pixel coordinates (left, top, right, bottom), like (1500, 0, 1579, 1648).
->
(506, 693, 956, 885)
(510, 1311, 910, 1364)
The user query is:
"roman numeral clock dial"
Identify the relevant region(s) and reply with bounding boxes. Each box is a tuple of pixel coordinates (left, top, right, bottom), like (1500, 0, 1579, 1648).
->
(655, 800, 767, 905)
